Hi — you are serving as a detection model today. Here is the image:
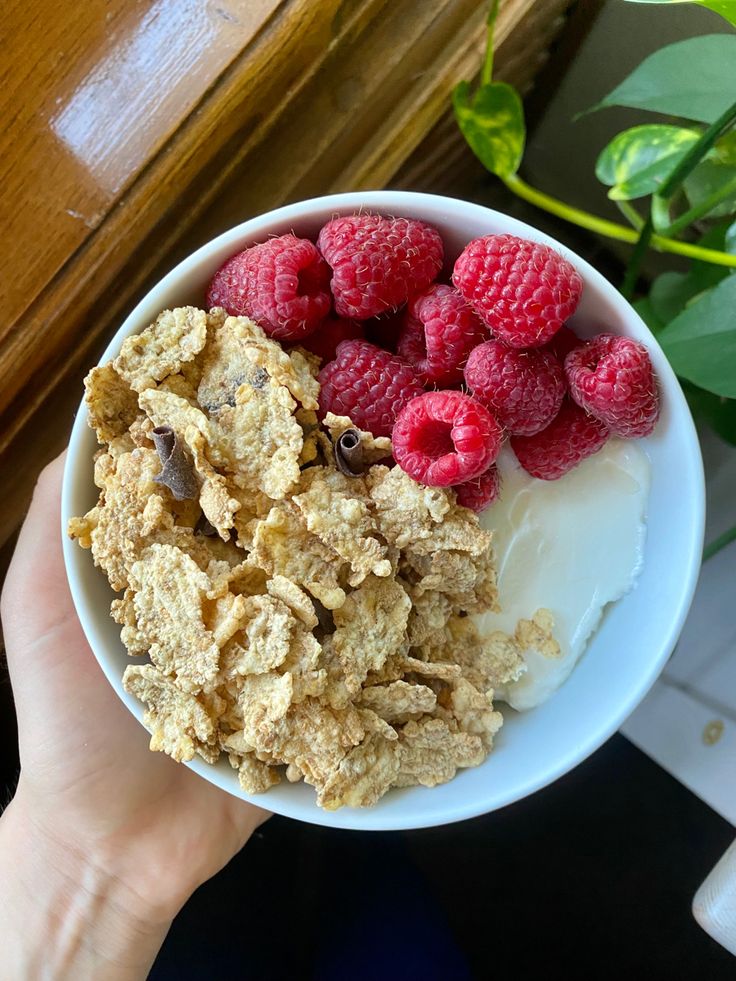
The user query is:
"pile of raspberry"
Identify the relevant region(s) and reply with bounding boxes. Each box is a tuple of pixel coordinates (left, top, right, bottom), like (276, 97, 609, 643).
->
(206, 215, 660, 513)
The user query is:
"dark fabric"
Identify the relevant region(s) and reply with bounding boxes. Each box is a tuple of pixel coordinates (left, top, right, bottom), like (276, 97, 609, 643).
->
(148, 736, 734, 980)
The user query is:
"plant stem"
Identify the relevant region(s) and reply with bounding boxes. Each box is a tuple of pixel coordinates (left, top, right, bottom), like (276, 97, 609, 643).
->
(657, 173, 736, 238)
(481, 0, 500, 86)
(621, 216, 653, 300)
(650, 193, 673, 233)
(703, 523, 736, 562)
(616, 200, 644, 230)
(651, 233, 736, 267)
(658, 99, 736, 199)
(503, 174, 736, 269)
(504, 174, 641, 242)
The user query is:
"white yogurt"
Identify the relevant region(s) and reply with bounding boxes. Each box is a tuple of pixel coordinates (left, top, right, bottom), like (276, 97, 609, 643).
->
(475, 441, 650, 711)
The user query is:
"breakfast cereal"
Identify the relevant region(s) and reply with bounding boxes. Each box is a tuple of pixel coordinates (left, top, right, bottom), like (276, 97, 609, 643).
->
(69, 307, 529, 809)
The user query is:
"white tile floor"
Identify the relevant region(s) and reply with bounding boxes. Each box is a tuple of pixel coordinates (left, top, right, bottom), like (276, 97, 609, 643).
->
(622, 428, 736, 824)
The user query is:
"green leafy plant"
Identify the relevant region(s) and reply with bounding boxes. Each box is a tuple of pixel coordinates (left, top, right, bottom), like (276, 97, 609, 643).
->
(454, 0, 736, 558)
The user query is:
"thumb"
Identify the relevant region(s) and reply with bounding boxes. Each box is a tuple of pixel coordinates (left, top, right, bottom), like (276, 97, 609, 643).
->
(2, 452, 137, 765)
(2, 453, 71, 657)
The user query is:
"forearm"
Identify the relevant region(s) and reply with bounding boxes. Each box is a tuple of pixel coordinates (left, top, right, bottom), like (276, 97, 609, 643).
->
(0, 793, 173, 981)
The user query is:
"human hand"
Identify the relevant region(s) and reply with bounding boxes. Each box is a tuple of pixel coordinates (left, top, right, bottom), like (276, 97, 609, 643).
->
(0, 454, 268, 978)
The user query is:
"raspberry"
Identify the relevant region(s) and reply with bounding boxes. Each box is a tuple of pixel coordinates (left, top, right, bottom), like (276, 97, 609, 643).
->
(299, 316, 364, 363)
(511, 398, 609, 480)
(317, 214, 443, 319)
(318, 340, 424, 437)
(206, 234, 331, 341)
(464, 339, 565, 436)
(392, 391, 502, 487)
(455, 465, 501, 513)
(565, 333, 659, 439)
(545, 324, 582, 362)
(452, 234, 583, 348)
(397, 285, 487, 386)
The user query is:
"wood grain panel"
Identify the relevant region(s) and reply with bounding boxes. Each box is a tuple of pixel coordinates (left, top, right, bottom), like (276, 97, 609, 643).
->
(181, 0, 487, 237)
(0, 0, 345, 439)
(0, 0, 281, 329)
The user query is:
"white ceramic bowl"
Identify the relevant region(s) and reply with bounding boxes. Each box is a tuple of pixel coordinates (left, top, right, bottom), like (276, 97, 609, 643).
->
(62, 191, 705, 831)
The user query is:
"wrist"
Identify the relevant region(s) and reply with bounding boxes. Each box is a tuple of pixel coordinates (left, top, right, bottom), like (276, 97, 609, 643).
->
(0, 789, 176, 980)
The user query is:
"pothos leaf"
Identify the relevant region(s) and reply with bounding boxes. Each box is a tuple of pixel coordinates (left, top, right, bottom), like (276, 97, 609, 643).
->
(711, 129, 736, 167)
(682, 380, 736, 446)
(595, 125, 700, 200)
(453, 80, 526, 178)
(725, 217, 736, 254)
(587, 35, 736, 123)
(649, 225, 731, 323)
(659, 275, 736, 397)
(684, 159, 736, 219)
(624, 0, 736, 29)
(633, 296, 666, 333)
(649, 271, 695, 324)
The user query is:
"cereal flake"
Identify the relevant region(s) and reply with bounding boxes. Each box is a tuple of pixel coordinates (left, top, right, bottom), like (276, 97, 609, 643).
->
(318, 736, 400, 810)
(358, 680, 437, 724)
(394, 718, 485, 789)
(123, 664, 216, 762)
(114, 307, 208, 393)
(266, 575, 318, 629)
(294, 467, 391, 586)
(252, 504, 346, 610)
(333, 576, 411, 693)
(515, 609, 560, 658)
(211, 376, 302, 499)
(126, 544, 221, 692)
(367, 465, 451, 548)
(84, 364, 139, 444)
(227, 751, 282, 794)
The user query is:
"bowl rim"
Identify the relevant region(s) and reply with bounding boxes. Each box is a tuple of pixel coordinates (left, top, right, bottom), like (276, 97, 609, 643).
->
(61, 190, 705, 831)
